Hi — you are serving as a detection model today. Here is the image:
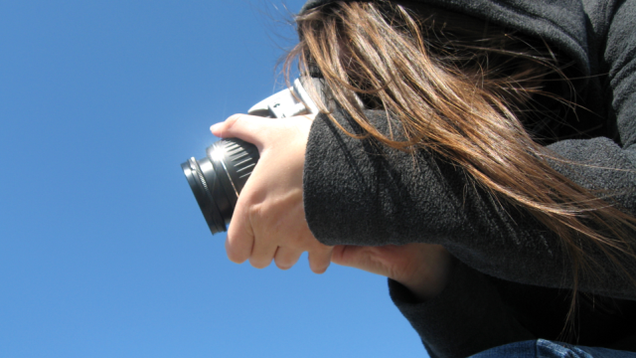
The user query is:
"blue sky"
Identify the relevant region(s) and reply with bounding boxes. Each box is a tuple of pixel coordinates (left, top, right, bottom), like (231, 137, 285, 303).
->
(0, 1, 428, 357)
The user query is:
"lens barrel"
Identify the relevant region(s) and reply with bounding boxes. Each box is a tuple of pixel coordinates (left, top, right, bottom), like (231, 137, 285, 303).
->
(181, 138, 260, 234)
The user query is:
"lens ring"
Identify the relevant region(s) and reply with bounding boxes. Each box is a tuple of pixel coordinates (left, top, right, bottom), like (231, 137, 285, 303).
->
(181, 157, 226, 234)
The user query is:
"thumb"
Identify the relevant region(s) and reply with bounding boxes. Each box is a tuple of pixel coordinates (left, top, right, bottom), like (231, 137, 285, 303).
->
(210, 114, 269, 147)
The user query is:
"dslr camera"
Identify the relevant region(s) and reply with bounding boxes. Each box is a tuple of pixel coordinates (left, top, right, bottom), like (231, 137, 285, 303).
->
(181, 78, 319, 234)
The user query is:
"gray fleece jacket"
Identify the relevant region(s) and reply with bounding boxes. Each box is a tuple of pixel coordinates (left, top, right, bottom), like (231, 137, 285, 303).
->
(299, 0, 636, 357)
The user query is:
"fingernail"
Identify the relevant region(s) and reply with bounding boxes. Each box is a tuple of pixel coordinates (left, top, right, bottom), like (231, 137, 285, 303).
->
(210, 123, 221, 132)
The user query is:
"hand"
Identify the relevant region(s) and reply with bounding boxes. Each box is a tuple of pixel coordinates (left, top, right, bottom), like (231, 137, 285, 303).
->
(210, 114, 333, 273)
(332, 243, 452, 301)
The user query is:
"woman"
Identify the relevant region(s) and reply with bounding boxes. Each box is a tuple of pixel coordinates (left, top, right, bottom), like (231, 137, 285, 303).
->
(211, 0, 636, 356)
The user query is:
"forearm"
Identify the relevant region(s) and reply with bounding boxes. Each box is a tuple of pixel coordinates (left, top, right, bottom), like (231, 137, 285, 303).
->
(304, 110, 636, 299)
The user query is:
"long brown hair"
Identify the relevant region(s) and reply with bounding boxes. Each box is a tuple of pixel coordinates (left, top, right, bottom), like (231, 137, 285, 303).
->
(285, 1, 635, 327)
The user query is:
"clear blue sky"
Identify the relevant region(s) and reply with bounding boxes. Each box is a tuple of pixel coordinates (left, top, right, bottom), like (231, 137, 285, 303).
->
(0, 1, 428, 357)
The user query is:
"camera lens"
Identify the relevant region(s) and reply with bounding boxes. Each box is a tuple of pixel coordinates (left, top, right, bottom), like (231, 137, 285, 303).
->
(181, 138, 259, 234)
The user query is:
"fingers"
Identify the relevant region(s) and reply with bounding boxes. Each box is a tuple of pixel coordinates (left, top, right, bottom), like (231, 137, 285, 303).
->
(249, 218, 280, 269)
(210, 114, 266, 148)
(226, 194, 310, 270)
(308, 245, 333, 274)
(211, 113, 313, 151)
(274, 247, 302, 270)
(224, 229, 253, 264)
(224, 197, 255, 264)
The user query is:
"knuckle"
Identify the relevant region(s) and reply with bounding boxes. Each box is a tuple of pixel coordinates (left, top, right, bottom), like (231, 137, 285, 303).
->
(275, 261, 292, 270)
(216, 114, 243, 137)
(226, 113, 242, 127)
(250, 258, 270, 269)
(226, 246, 248, 263)
(309, 250, 332, 274)
(311, 264, 328, 274)
(225, 237, 250, 264)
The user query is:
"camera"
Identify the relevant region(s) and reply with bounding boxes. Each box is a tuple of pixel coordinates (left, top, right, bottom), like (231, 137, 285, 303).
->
(181, 77, 319, 234)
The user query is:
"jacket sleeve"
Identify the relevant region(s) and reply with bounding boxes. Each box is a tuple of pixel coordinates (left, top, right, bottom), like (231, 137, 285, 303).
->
(303, 108, 636, 300)
(302, 2, 636, 300)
